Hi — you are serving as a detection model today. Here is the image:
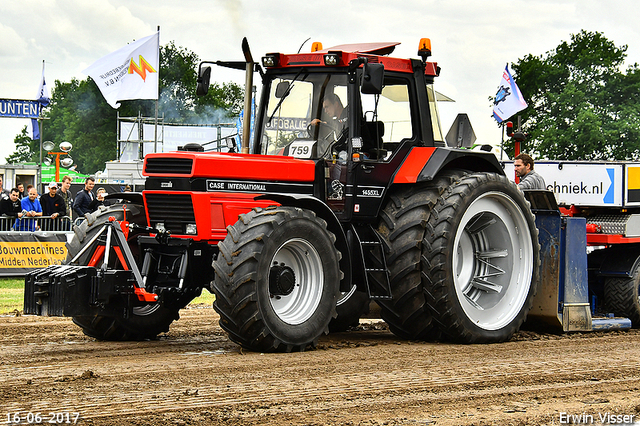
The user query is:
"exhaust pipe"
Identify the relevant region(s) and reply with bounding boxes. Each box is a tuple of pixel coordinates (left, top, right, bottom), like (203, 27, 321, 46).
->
(241, 37, 254, 154)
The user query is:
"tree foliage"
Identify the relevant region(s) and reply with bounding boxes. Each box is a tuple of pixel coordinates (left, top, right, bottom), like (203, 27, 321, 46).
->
(45, 78, 116, 174)
(6, 42, 244, 173)
(6, 126, 38, 164)
(508, 30, 640, 160)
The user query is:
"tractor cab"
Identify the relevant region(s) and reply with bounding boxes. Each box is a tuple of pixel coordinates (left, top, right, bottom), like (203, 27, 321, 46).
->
(249, 41, 445, 220)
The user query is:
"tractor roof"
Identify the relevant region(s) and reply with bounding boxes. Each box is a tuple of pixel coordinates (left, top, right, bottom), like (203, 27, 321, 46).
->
(315, 42, 400, 56)
(263, 41, 438, 77)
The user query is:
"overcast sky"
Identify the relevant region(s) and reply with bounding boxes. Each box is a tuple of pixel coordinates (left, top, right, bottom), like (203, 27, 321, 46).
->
(2, 0, 640, 170)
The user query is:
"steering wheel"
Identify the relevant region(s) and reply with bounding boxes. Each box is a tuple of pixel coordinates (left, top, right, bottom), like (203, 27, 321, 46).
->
(307, 121, 335, 141)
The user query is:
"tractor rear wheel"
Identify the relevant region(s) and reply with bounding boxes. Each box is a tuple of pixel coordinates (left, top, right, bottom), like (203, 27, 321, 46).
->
(605, 268, 640, 326)
(69, 202, 180, 341)
(423, 172, 540, 343)
(213, 206, 341, 352)
(375, 173, 461, 340)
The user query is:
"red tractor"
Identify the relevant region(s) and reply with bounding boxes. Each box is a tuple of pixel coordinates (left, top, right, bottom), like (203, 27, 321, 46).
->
(25, 38, 540, 352)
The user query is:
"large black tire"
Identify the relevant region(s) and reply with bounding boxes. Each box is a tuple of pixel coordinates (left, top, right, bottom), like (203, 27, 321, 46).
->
(605, 269, 640, 326)
(375, 173, 461, 340)
(329, 287, 370, 332)
(212, 206, 342, 352)
(423, 172, 540, 343)
(67, 203, 147, 265)
(70, 203, 180, 341)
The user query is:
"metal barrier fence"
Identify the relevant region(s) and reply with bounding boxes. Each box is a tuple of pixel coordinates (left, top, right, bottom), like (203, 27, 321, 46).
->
(0, 216, 73, 232)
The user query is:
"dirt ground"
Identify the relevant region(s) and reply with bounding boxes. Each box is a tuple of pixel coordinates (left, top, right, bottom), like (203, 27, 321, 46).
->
(1, 306, 640, 426)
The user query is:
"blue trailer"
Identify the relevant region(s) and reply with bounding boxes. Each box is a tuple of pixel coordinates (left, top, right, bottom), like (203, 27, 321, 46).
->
(525, 189, 635, 332)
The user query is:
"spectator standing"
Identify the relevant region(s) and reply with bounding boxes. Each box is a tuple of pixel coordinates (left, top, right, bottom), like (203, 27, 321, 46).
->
(73, 176, 95, 219)
(41, 182, 66, 219)
(88, 187, 113, 212)
(17, 182, 25, 199)
(16, 187, 42, 231)
(0, 188, 23, 231)
(514, 153, 547, 190)
(0, 188, 23, 217)
(0, 176, 10, 200)
(59, 176, 73, 218)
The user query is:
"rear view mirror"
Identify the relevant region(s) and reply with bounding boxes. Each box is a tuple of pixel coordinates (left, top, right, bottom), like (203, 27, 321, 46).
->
(196, 66, 211, 96)
(275, 81, 291, 98)
(361, 62, 384, 94)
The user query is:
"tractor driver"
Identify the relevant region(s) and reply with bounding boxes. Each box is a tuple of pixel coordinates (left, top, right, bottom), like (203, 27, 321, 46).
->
(308, 93, 351, 201)
(309, 93, 348, 158)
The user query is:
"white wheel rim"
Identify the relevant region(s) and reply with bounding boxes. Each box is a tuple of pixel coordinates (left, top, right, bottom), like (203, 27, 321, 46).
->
(336, 285, 357, 307)
(452, 191, 534, 330)
(270, 238, 324, 325)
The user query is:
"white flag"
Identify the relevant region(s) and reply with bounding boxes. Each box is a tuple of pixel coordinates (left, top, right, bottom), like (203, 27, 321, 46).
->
(492, 64, 527, 123)
(83, 32, 159, 109)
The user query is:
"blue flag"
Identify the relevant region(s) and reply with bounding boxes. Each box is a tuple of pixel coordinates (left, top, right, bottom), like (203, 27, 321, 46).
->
(492, 64, 527, 123)
(31, 61, 50, 140)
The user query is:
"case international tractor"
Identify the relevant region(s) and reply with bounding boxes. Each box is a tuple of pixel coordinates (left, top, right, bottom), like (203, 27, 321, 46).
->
(24, 38, 544, 352)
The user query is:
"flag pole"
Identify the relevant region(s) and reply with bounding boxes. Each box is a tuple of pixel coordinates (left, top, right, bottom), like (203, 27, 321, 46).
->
(154, 25, 160, 154)
(38, 59, 45, 190)
(499, 122, 504, 161)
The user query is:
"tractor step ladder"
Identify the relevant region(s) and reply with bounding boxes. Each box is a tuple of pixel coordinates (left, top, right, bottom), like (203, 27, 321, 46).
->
(352, 224, 392, 300)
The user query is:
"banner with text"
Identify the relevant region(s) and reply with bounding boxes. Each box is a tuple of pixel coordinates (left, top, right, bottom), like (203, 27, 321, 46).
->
(0, 99, 41, 118)
(504, 161, 623, 207)
(0, 234, 68, 276)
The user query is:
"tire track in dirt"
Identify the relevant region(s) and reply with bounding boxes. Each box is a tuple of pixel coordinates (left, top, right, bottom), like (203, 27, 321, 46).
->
(2, 309, 640, 425)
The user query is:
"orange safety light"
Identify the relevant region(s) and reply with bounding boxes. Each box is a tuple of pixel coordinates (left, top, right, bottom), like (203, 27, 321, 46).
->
(311, 42, 323, 52)
(418, 38, 432, 61)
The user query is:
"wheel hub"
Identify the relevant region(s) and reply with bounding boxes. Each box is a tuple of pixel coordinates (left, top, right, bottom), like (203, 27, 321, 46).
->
(269, 262, 296, 296)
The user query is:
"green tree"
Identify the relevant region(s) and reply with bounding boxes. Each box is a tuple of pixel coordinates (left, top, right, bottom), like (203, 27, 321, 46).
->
(508, 30, 640, 160)
(119, 42, 243, 123)
(7, 42, 244, 173)
(5, 126, 38, 164)
(45, 78, 117, 174)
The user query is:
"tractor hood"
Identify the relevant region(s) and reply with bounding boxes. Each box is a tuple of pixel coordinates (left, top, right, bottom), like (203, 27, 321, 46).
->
(143, 151, 317, 182)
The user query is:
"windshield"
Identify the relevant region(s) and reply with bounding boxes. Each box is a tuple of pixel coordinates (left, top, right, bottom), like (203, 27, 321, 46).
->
(259, 71, 348, 159)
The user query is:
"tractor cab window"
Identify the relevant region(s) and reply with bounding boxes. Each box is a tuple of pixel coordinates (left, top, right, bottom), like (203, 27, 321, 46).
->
(359, 76, 414, 160)
(426, 83, 445, 145)
(259, 72, 348, 159)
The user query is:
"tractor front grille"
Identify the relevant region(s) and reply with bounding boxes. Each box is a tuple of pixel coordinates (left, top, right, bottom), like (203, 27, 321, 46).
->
(145, 157, 193, 175)
(145, 193, 196, 235)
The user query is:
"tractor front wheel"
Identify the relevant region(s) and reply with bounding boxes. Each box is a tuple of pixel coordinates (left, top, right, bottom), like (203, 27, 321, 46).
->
(213, 206, 342, 352)
(69, 202, 180, 341)
(329, 287, 370, 332)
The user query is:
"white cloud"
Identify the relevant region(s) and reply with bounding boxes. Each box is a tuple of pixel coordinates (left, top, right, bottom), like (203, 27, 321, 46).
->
(1, 0, 640, 160)
(0, 23, 28, 58)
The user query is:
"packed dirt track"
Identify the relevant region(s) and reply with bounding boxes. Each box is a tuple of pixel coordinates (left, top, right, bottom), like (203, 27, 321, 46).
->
(1, 306, 640, 426)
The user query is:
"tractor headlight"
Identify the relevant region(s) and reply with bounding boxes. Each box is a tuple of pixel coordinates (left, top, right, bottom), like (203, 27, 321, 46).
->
(323, 53, 340, 66)
(185, 223, 197, 235)
(262, 54, 279, 68)
(155, 222, 165, 232)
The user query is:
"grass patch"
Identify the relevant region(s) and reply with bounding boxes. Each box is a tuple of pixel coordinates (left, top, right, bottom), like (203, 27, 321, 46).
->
(189, 290, 216, 307)
(0, 277, 214, 314)
(0, 278, 24, 314)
